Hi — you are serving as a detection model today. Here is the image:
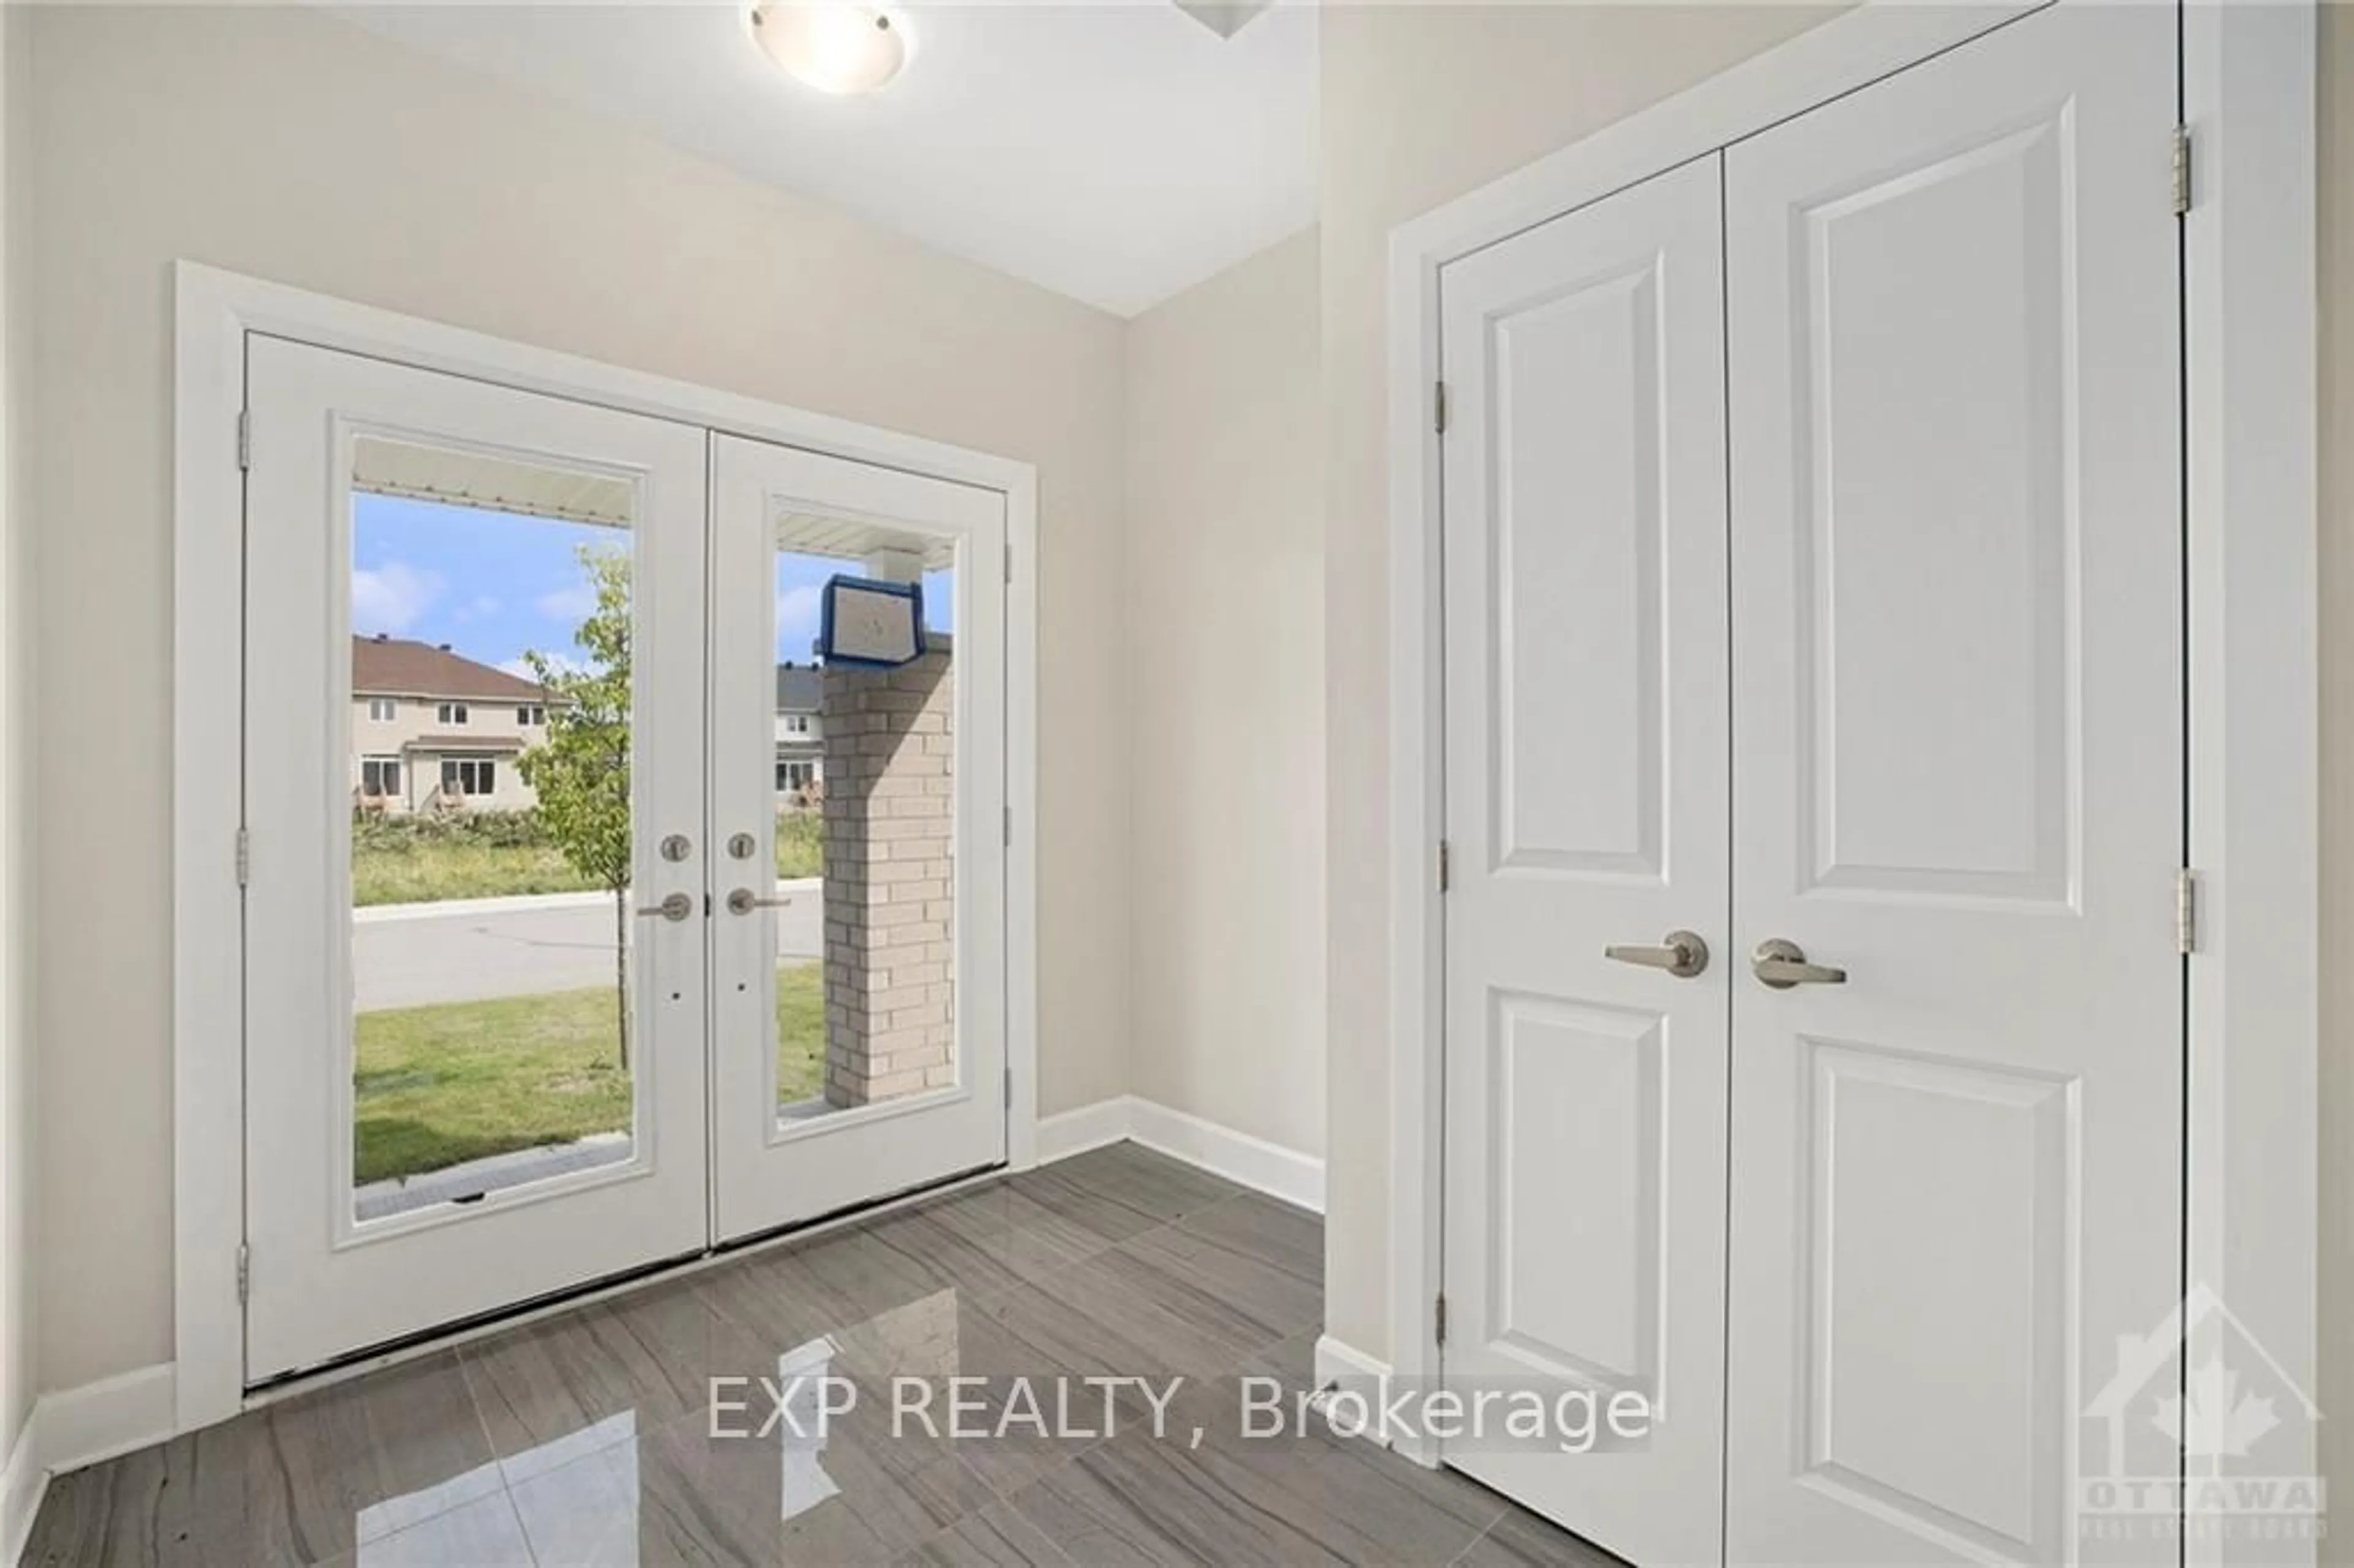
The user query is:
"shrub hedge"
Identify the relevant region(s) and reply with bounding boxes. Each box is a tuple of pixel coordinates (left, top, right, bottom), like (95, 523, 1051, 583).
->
(351, 808, 555, 853)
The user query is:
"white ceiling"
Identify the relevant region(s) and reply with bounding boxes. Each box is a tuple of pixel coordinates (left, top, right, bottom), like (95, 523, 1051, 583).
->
(337, 2, 1319, 317)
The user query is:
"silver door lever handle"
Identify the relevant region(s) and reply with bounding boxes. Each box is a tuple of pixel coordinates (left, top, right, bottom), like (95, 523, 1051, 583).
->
(636, 892, 694, 923)
(1751, 938, 1846, 989)
(1602, 930, 1709, 979)
(727, 887, 796, 916)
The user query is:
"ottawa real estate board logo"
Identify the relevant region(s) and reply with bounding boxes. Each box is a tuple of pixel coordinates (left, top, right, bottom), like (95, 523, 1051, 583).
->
(2080, 1284, 2322, 1550)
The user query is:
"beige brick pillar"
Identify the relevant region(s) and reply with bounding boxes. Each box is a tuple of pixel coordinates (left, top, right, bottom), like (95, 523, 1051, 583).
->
(821, 636, 954, 1108)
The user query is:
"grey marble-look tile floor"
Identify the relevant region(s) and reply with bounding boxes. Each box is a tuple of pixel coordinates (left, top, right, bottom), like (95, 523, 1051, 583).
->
(23, 1142, 1617, 1567)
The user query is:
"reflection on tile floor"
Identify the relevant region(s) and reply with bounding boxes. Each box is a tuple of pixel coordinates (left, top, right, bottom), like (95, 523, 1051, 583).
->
(23, 1142, 1614, 1567)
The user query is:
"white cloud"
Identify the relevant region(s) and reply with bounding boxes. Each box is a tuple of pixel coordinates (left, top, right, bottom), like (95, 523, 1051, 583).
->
(535, 584, 598, 622)
(500, 653, 587, 680)
(453, 595, 501, 623)
(351, 561, 444, 634)
(777, 585, 823, 653)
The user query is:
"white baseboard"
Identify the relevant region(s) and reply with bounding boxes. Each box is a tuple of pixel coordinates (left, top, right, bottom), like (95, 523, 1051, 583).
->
(1126, 1099, 1325, 1214)
(1, 1410, 42, 1568)
(1312, 1333, 1391, 1396)
(0, 1362, 178, 1563)
(1033, 1097, 1133, 1165)
(33, 1361, 177, 1476)
(1312, 1334, 1439, 1467)
(1033, 1096, 1325, 1214)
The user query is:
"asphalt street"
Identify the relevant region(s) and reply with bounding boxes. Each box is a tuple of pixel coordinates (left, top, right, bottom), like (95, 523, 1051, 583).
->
(352, 881, 823, 1010)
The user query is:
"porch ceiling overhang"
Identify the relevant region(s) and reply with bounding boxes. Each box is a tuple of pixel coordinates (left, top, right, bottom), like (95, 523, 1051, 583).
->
(349, 436, 956, 573)
(352, 435, 634, 528)
(774, 509, 956, 572)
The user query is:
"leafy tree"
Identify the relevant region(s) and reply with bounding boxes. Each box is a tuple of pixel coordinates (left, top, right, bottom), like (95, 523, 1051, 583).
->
(518, 545, 634, 1070)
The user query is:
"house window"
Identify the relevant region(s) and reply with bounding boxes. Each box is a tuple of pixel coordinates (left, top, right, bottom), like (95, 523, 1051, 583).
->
(517, 704, 546, 726)
(360, 756, 402, 797)
(438, 701, 470, 725)
(775, 758, 817, 793)
(441, 758, 495, 797)
(782, 712, 813, 736)
(366, 697, 397, 723)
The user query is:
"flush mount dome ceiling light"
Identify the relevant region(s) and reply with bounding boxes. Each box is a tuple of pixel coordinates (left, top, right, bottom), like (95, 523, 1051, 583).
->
(748, 2, 910, 96)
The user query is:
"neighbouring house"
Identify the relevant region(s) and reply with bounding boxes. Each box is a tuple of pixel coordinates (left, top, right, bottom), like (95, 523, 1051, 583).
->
(351, 634, 559, 813)
(775, 662, 824, 802)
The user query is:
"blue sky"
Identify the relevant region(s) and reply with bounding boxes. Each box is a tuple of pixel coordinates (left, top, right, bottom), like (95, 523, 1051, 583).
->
(351, 495, 953, 672)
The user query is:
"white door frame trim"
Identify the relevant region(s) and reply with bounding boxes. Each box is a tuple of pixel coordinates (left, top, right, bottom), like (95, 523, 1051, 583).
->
(173, 261, 1042, 1434)
(1382, 10, 2320, 1556)
(2179, 9, 2320, 1561)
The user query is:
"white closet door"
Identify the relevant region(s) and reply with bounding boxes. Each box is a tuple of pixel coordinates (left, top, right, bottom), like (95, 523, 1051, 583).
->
(1723, 7, 2181, 1565)
(1439, 154, 1731, 1568)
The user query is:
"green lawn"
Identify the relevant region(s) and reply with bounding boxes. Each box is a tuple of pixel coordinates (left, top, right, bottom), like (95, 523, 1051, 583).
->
(774, 960, 826, 1104)
(352, 812, 824, 906)
(354, 964, 826, 1184)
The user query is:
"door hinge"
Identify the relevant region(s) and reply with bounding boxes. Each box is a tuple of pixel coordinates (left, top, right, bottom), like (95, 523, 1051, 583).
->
(1004, 543, 1013, 585)
(1004, 806, 1013, 847)
(1436, 839, 1452, 893)
(1434, 1290, 1448, 1347)
(1004, 1067, 1013, 1111)
(2172, 125, 2192, 216)
(235, 1242, 251, 1305)
(1433, 381, 1449, 436)
(237, 409, 252, 471)
(235, 826, 251, 888)
(2177, 868, 2198, 955)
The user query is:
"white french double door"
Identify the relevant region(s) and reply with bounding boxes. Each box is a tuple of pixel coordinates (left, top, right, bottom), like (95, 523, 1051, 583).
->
(1441, 7, 2182, 1566)
(242, 338, 1007, 1383)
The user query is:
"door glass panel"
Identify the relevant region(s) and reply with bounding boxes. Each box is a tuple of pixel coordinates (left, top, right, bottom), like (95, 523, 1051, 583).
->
(347, 436, 641, 1219)
(770, 527, 958, 1127)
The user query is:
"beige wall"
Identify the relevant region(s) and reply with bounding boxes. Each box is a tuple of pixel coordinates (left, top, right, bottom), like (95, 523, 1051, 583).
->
(1123, 227, 1325, 1157)
(2316, 0, 2350, 1536)
(1316, 0, 1840, 1360)
(1, 0, 34, 1472)
(25, 3, 1129, 1393)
